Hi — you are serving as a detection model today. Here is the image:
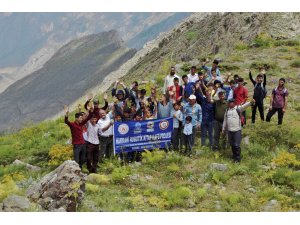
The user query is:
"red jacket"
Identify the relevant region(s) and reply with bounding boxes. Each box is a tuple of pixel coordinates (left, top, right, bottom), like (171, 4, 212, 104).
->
(234, 86, 248, 105)
(64, 113, 92, 145)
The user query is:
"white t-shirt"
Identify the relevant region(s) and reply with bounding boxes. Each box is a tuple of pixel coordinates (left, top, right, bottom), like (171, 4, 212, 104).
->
(187, 73, 199, 83)
(86, 121, 100, 144)
(97, 114, 113, 137)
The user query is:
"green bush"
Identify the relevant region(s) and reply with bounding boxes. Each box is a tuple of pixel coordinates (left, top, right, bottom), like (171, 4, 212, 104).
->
(186, 31, 198, 41)
(290, 60, 300, 68)
(269, 167, 300, 189)
(252, 33, 274, 48)
(274, 39, 300, 47)
(250, 60, 279, 71)
(142, 150, 166, 168)
(165, 186, 193, 207)
(234, 41, 249, 50)
(111, 167, 131, 184)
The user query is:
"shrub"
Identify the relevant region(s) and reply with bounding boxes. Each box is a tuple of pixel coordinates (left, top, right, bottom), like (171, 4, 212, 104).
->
(48, 144, 73, 166)
(142, 150, 166, 167)
(181, 63, 192, 73)
(272, 151, 300, 168)
(250, 61, 279, 71)
(186, 31, 198, 41)
(290, 60, 300, 68)
(195, 188, 207, 201)
(274, 39, 300, 47)
(0, 175, 21, 202)
(111, 167, 131, 184)
(166, 163, 180, 174)
(270, 167, 300, 189)
(87, 174, 110, 185)
(86, 183, 100, 193)
(147, 196, 169, 209)
(252, 33, 274, 48)
(234, 41, 249, 50)
(165, 186, 193, 207)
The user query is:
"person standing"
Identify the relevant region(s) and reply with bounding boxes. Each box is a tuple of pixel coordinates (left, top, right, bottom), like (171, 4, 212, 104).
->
(201, 58, 222, 82)
(171, 102, 183, 151)
(249, 69, 267, 123)
(97, 109, 114, 161)
(187, 66, 199, 83)
(183, 116, 193, 156)
(222, 99, 255, 162)
(266, 78, 288, 125)
(182, 94, 202, 147)
(233, 77, 248, 125)
(64, 106, 93, 169)
(213, 91, 228, 150)
(86, 115, 101, 173)
(163, 66, 181, 94)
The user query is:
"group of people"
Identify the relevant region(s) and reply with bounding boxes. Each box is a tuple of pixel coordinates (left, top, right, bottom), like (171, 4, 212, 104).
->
(65, 58, 289, 172)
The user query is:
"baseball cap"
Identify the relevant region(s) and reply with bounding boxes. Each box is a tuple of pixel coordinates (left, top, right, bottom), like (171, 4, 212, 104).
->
(189, 94, 196, 100)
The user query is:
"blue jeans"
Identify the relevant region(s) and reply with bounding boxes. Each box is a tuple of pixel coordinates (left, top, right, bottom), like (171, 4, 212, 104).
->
(201, 121, 214, 148)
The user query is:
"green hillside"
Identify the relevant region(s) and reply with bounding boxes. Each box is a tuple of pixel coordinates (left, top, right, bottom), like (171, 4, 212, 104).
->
(1, 13, 300, 212)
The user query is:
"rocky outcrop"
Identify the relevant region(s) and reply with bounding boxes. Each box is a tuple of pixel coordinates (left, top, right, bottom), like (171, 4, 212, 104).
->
(26, 160, 86, 212)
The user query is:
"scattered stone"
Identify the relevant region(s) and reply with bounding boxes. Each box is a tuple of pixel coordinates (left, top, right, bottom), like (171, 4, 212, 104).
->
(242, 136, 250, 145)
(129, 174, 140, 182)
(145, 175, 153, 180)
(203, 183, 213, 190)
(187, 199, 196, 208)
(262, 199, 281, 212)
(26, 160, 86, 212)
(2, 195, 31, 212)
(50, 207, 66, 212)
(16, 176, 34, 189)
(248, 187, 257, 193)
(214, 200, 222, 210)
(12, 159, 41, 172)
(189, 59, 200, 67)
(294, 191, 300, 197)
(210, 163, 228, 171)
(43, 132, 51, 138)
(260, 165, 271, 171)
(195, 150, 204, 156)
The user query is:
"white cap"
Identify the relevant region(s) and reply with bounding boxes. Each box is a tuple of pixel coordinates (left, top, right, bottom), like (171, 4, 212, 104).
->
(189, 94, 196, 100)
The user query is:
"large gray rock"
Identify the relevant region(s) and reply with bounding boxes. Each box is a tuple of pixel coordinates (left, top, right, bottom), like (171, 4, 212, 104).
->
(13, 159, 41, 172)
(26, 160, 87, 212)
(2, 195, 31, 212)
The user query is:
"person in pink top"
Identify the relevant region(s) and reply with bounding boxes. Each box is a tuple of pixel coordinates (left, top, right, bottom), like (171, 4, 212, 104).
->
(233, 77, 248, 125)
(266, 78, 288, 125)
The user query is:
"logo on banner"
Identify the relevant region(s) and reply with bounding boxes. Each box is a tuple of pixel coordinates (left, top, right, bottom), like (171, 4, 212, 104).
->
(159, 120, 169, 130)
(118, 124, 129, 135)
(146, 121, 154, 132)
(134, 122, 142, 134)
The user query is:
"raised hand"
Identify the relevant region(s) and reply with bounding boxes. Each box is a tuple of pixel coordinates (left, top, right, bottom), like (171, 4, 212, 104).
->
(77, 104, 82, 112)
(88, 93, 93, 101)
(103, 92, 108, 101)
(64, 105, 69, 116)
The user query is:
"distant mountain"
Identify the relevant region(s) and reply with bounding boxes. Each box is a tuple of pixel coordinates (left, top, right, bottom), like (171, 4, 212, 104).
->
(0, 30, 136, 132)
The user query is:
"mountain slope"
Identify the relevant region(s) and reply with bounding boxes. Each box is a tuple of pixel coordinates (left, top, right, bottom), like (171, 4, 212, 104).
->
(0, 30, 136, 132)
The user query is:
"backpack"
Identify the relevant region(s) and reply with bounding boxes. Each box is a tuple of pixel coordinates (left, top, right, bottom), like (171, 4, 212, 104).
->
(254, 83, 267, 99)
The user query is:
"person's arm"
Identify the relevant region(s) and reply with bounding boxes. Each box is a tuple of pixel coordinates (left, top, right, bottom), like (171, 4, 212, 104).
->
(197, 105, 202, 128)
(249, 71, 256, 86)
(237, 99, 255, 112)
(243, 88, 248, 105)
(283, 91, 288, 112)
(79, 108, 94, 126)
(269, 89, 274, 110)
(178, 111, 183, 122)
(222, 111, 227, 132)
(100, 120, 114, 133)
(263, 73, 267, 88)
(112, 80, 119, 97)
(64, 106, 71, 127)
